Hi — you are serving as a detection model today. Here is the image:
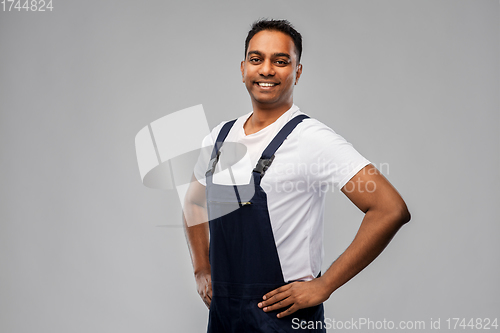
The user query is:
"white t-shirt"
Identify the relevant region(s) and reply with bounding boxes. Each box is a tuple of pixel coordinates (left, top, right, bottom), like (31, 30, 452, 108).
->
(194, 104, 371, 282)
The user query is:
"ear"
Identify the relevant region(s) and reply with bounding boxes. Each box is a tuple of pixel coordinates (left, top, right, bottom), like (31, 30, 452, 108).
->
(295, 64, 303, 85)
(240, 60, 245, 83)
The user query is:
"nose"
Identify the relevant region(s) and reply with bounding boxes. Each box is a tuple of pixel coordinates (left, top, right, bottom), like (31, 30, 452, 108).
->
(258, 59, 275, 77)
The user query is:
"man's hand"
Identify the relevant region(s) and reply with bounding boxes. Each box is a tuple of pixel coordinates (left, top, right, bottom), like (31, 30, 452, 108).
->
(257, 277, 330, 318)
(195, 268, 212, 309)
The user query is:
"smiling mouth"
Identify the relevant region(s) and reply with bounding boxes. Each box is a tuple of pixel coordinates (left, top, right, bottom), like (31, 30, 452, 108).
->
(256, 82, 279, 87)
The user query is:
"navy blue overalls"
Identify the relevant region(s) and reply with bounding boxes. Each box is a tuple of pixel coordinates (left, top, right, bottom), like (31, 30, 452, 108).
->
(205, 115, 326, 333)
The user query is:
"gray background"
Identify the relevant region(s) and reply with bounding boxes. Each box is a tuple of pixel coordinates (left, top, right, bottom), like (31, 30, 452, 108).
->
(1, 0, 498, 332)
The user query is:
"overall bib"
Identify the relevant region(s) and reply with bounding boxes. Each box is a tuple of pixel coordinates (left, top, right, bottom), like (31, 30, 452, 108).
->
(206, 115, 326, 333)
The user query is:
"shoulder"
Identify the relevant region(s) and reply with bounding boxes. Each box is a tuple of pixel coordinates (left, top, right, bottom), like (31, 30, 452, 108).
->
(296, 115, 347, 144)
(299, 116, 333, 131)
(291, 107, 337, 133)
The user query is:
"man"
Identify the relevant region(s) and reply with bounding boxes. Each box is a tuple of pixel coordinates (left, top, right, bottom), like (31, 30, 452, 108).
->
(183, 19, 410, 333)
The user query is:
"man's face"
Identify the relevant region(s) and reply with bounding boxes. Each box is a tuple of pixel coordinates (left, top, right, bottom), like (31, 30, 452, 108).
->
(240, 30, 302, 109)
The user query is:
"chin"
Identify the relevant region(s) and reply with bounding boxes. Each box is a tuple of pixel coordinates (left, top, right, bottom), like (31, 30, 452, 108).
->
(250, 92, 279, 103)
(253, 97, 280, 105)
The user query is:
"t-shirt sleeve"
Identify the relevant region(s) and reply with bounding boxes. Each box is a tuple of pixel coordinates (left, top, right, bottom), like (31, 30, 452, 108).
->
(298, 119, 371, 190)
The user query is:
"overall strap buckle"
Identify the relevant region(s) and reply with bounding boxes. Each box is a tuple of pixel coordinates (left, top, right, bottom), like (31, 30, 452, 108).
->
(205, 150, 221, 176)
(253, 155, 275, 177)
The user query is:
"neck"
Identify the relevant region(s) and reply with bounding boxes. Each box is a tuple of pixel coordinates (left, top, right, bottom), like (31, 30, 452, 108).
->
(244, 101, 293, 135)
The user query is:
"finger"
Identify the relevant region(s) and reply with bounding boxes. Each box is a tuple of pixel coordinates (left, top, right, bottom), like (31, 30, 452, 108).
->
(262, 296, 293, 312)
(259, 289, 292, 308)
(263, 283, 292, 301)
(201, 288, 212, 309)
(203, 297, 210, 309)
(207, 285, 212, 299)
(277, 304, 299, 318)
(204, 279, 212, 297)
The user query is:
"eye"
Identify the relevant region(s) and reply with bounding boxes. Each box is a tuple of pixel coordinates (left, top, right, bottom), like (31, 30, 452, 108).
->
(275, 60, 289, 66)
(249, 58, 261, 63)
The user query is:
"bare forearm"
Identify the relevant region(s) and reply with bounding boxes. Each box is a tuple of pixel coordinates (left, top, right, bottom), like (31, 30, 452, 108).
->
(183, 204, 210, 274)
(321, 208, 410, 296)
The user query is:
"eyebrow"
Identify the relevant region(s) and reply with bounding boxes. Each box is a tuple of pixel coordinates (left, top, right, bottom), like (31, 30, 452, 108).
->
(247, 51, 291, 59)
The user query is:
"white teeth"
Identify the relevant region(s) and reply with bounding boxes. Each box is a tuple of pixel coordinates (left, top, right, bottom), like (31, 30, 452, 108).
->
(258, 82, 276, 87)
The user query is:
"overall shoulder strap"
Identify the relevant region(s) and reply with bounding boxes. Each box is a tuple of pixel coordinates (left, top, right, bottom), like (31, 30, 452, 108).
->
(206, 119, 237, 176)
(253, 114, 310, 180)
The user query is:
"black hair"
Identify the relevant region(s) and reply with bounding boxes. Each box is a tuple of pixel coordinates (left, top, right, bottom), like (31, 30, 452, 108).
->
(244, 19, 303, 63)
